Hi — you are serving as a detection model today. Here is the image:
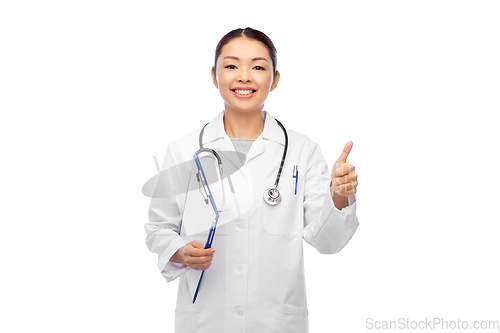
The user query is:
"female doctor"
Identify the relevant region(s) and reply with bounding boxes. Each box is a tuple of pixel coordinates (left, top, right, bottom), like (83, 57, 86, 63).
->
(145, 27, 359, 333)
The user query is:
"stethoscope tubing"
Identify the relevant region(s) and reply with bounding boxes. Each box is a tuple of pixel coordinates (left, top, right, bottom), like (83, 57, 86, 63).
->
(198, 118, 288, 191)
(272, 119, 288, 189)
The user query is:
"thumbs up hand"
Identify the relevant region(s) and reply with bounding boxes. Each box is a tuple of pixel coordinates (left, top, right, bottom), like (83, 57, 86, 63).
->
(331, 141, 358, 198)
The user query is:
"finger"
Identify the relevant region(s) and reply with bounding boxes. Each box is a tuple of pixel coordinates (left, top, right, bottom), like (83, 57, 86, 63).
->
(185, 244, 215, 257)
(191, 240, 205, 249)
(186, 256, 214, 270)
(191, 261, 212, 271)
(186, 254, 214, 265)
(335, 141, 353, 164)
(334, 163, 355, 177)
(336, 181, 358, 195)
(189, 248, 215, 257)
(188, 240, 215, 255)
(334, 172, 358, 187)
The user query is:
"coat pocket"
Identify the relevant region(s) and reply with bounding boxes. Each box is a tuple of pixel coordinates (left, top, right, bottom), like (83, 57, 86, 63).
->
(175, 303, 198, 333)
(262, 178, 303, 237)
(282, 304, 309, 332)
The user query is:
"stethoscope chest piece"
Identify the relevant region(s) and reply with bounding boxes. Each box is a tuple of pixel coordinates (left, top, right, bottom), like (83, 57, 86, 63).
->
(264, 187, 282, 206)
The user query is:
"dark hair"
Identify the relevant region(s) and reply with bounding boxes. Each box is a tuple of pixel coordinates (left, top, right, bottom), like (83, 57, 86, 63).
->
(213, 27, 278, 78)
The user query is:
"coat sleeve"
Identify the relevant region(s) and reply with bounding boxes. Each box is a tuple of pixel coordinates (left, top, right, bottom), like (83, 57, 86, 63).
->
(302, 143, 359, 254)
(145, 143, 188, 282)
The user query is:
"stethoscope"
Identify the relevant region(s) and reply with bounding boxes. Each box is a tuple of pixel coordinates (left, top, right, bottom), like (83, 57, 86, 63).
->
(196, 118, 288, 207)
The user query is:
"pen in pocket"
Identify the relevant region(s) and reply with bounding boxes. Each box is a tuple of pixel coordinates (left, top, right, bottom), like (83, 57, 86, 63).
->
(293, 165, 298, 195)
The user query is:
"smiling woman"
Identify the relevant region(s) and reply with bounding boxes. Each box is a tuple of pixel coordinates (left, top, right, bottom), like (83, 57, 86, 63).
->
(210, 30, 281, 135)
(145, 27, 359, 333)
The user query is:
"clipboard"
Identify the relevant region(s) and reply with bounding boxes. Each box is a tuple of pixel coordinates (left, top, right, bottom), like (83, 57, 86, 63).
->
(179, 152, 221, 303)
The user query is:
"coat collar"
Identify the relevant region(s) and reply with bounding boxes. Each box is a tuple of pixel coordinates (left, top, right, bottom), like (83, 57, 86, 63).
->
(202, 110, 285, 145)
(201, 110, 286, 166)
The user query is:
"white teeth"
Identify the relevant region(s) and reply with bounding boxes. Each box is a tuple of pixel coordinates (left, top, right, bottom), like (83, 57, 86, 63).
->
(234, 89, 254, 95)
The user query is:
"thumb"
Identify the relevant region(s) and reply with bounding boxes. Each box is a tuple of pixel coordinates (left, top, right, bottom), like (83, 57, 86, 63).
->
(190, 240, 205, 249)
(336, 141, 353, 164)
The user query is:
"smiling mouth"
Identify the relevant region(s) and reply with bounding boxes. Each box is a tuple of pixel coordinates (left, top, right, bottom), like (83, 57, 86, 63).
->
(231, 89, 256, 95)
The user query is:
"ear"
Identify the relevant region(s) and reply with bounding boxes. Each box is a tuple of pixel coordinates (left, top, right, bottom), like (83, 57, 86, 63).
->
(270, 71, 280, 92)
(211, 67, 218, 89)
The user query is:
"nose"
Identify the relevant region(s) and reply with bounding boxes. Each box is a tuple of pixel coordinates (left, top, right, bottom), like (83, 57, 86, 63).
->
(237, 68, 252, 83)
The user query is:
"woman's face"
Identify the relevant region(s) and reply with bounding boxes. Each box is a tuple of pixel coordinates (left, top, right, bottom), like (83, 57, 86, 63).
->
(212, 37, 279, 115)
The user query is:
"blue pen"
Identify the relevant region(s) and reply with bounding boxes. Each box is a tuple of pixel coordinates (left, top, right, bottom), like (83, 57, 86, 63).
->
(293, 165, 298, 195)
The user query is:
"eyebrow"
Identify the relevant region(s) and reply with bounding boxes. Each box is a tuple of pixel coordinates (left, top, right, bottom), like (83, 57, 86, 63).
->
(223, 56, 269, 62)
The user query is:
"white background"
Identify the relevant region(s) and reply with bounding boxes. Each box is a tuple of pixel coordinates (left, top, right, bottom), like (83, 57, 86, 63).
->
(1, 0, 499, 332)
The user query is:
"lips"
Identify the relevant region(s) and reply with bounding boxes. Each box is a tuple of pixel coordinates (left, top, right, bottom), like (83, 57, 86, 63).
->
(231, 86, 257, 99)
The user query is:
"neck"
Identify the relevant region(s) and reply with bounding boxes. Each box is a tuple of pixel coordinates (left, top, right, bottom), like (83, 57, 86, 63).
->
(223, 108, 265, 139)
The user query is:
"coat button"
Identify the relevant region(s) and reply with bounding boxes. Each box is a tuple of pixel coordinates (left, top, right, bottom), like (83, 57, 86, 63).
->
(235, 307, 245, 316)
(237, 222, 245, 229)
(235, 264, 244, 272)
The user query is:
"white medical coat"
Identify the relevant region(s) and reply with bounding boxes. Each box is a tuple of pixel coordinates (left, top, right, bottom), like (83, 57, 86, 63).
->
(145, 110, 359, 333)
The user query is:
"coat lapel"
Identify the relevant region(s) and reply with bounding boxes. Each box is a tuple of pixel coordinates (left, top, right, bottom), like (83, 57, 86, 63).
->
(246, 111, 286, 163)
(201, 110, 286, 166)
(201, 111, 241, 170)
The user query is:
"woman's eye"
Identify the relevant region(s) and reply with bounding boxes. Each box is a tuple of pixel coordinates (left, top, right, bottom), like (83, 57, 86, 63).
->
(225, 65, 236, 69)
(254, 66, 265, 70)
